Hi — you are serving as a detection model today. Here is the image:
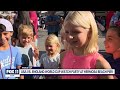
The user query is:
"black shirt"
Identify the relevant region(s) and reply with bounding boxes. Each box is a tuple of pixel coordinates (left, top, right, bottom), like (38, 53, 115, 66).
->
(105, 55, 120, 79)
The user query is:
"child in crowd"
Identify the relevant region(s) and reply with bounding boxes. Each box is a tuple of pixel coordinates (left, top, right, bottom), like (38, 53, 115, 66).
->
(104, 26, 120, 79)
(5, 15, 14, 25)
(60, 11, 114, 79)
(0, 18, 23, 79)
(38, 34, 61, 79)
(16, 24, 39, 79)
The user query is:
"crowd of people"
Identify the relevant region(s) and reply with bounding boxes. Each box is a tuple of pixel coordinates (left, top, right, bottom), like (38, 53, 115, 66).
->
(0, 11, 120, 79)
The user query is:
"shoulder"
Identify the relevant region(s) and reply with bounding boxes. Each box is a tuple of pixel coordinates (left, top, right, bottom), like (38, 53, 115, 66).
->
(9, 46, 22, 56)
(15, 46, 21, 49)
(11, 45, 19, 51)
(104, 54, 113, 61)
(55, 53, 60, 60)
(56, 53, 60, 57)
(41, 53, 47, 58)
(96, 54, 111, 69)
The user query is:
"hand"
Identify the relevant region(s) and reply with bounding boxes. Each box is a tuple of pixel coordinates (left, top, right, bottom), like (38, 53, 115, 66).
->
(30, 20, 33, 23)
(33, 47, 39, 60)
(32, 35, 36, 42)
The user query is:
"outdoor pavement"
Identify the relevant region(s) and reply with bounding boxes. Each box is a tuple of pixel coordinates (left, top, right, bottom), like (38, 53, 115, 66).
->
(37, 28, 110, 58)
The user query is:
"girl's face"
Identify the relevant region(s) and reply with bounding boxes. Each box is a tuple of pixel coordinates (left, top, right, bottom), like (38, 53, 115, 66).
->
(104, 30, 120, 54)
(45, 43, 58, 55)
(19, 35, 32, 47)
(64, 23, 90, 49)
(0, 31, 12, 46)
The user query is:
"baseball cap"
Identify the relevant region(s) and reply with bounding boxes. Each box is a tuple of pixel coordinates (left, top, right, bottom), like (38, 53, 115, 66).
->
(0, 18, 13, 32)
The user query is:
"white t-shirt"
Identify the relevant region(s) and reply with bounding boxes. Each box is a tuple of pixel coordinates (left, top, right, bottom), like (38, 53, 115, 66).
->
(39, 53, 60, 69)
(16, 44, 36, 67)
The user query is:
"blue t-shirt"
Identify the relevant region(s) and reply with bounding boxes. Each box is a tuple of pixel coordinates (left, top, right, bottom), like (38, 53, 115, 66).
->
(0, 45, 22, 79)
(105, 55, 120, 79)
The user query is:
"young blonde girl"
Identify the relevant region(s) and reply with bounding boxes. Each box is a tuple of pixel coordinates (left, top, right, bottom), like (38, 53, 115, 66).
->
(17, 24, 39, 67)
(60, 11, 114, 79)
(38, 34, 61, 79)
(16, 24, 39, 79)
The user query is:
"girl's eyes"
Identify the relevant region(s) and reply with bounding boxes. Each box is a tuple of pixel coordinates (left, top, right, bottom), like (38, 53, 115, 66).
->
(28, 37, 31, 39)
(73, 31, 80, 34)
(22, 37, 31, 39)
(46, 45, 52, 47)
(65, 31, 80, 34)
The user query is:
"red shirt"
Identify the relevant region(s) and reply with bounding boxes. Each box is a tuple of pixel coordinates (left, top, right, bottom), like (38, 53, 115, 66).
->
(61, 50, 100, 79)
(29, 11, 38, 38)
(106, 11, 115, 30)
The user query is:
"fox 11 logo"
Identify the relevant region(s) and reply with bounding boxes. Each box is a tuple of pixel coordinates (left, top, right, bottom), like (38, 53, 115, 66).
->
(5, 69, 19, 74)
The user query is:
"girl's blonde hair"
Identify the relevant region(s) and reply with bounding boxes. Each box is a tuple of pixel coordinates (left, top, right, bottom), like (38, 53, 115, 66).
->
(63, 11, 98, 55)
(60, 26, 65, 44)
(18, 24, 33, 39)
(45, 34, 61, 53)
(60, 27, 71, 50)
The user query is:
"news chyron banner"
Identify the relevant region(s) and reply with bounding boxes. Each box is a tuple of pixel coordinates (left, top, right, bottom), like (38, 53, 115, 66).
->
(5, 69, 115, 78)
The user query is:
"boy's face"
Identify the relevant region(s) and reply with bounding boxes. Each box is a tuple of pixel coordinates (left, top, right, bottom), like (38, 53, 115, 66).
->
(104, 30, 120, 54)
(19, 35, 32, 47)
(0, 31, 12, 46)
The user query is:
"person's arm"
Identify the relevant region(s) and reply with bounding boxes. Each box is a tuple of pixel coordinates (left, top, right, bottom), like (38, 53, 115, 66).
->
(96, 55, 115, 79)
(31, 43, 39, 60)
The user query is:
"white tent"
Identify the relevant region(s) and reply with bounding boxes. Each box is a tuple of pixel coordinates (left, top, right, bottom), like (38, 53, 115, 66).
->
(55, 11, 64, 16)
(41, 11, 48, 13)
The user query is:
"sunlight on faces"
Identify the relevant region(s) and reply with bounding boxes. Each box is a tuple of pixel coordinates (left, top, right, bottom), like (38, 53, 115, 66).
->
(64, 22, 89, 48)
(60, 27, 71, 50)
(45, 34, 61, 55)
(18, 24, 34, 47)
(63, 11, 98, 55)
(19, 34, 32, 47)
(105, 28, 120, 54)
(45, 43, 59, 55)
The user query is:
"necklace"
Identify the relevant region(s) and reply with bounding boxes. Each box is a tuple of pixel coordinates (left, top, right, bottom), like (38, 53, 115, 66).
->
(0, 44, 12, 79)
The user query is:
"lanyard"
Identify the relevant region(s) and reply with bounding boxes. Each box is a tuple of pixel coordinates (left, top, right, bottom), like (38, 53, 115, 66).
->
(0, 44, 12, 79)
